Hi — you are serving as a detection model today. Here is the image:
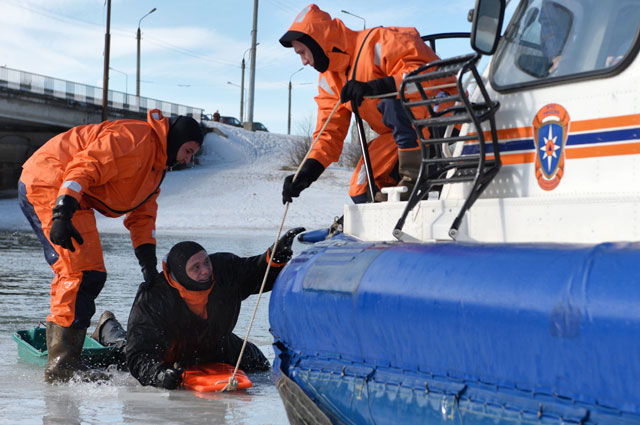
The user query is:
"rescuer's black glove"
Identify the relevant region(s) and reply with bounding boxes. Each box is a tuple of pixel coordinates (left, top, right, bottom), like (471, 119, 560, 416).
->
(340, 76, 397, 107)
(282, 158, 325, 204)
(49, 195, 84, 252)
(269, 227, 306, 265)
(135, 243, 158, 285)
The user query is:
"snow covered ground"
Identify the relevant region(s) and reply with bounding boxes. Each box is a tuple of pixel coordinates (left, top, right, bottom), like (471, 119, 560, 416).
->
(0, 122, 353, 237)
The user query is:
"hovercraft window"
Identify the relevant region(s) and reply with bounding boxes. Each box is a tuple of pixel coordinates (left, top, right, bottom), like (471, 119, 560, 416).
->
(491, 0, 640, 91)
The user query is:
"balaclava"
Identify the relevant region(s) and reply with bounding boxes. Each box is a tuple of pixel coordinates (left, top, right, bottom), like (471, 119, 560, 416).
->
(166, 116, 204, 167)
(166, 241, 213, 291)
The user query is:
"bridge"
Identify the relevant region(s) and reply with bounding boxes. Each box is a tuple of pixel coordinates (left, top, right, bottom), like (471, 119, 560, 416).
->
(0, 66, 203, 196)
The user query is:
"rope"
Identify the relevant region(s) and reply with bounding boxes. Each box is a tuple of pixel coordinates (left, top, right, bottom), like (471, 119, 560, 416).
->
(220, 99, 342, 392)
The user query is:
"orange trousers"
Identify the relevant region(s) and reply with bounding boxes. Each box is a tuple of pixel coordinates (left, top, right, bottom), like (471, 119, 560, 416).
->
(348, 132, 400, 203)
(18, 181, 107, 329)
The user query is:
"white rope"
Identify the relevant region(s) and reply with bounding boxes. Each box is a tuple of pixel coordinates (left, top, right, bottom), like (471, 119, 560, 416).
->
(221, 99, 342, 391)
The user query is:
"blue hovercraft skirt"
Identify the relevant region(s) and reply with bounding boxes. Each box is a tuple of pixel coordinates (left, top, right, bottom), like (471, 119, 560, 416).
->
(269, 235, 640, 425)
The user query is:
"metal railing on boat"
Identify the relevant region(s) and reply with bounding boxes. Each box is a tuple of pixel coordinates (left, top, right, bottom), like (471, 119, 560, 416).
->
(394, 52, 502, 240)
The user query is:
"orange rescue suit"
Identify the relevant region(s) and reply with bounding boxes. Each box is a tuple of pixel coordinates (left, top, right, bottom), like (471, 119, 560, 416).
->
(284, 4, 445, 199)
(19, 109, 169, 327)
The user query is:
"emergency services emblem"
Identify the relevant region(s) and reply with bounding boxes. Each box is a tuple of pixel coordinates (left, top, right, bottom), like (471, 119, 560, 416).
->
(532, 103, 570, 190)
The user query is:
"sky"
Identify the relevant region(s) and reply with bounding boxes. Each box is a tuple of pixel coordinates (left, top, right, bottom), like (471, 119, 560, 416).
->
(0, 0, 480, 136)
(0, 121, 353, 235)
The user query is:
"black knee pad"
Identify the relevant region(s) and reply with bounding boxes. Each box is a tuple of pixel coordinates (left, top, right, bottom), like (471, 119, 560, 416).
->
(71, 271, 107, 329)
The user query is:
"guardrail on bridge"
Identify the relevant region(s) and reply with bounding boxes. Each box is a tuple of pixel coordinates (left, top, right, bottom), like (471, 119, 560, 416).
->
(0, 66, 203, 121)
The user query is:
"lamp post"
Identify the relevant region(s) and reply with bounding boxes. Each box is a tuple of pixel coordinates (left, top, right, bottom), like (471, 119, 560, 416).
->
(340, 9, 366, 29)
(102, 0, 111, 122)
(136, 7, 156, 97)
(246, 0, 258, 131)
(287, 67, 303, 135)
(240, 43, 258, 123)
(227, 81, 246, 120)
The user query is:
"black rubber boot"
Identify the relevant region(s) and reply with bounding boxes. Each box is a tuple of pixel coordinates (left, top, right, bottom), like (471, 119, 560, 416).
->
(91, 311, 115, 342)
(91, 311, 128, 370)
(96, 315, 127, 350)
(397, 149, 422, 201)
(44, 321, 109, 383)
(375, 149, 422, 202)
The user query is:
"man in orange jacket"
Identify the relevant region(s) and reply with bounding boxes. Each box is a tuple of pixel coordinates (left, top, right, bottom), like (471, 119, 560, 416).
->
(280, 4, 448, 203)
(17, 109, 204, 383)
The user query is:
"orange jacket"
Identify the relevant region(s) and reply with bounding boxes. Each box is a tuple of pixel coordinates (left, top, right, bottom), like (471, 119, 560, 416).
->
(20, 109, 169, 248)
(285, 4, 444, 168)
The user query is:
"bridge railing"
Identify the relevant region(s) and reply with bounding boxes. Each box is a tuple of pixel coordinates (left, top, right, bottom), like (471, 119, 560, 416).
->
(0, 66, 203, 121)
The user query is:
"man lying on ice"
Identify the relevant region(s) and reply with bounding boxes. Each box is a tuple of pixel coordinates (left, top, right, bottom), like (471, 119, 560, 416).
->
(90, 227, 304, 389)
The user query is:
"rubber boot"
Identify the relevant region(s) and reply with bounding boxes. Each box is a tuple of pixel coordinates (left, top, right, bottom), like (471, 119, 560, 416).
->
(374, 191, 388, 203)
(90, 311, 116, 342)
(375, 149, 422, 202)
(397, 149, 422, 201)
(92, 311, 128, 370)
(44, 321, 109, 383)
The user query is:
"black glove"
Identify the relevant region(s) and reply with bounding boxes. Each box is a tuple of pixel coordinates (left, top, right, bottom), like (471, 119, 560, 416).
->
(135, 243, 158, 285)
(270, 227, 306, 265)
(155, 363, 184, 389)
(49, 195, 84, 252)
(340, 76, 397, 107)
(282, 158, 325, 204)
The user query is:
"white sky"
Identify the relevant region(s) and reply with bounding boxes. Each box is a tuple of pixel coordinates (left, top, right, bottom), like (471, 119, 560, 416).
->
(0, 0, 478, 135)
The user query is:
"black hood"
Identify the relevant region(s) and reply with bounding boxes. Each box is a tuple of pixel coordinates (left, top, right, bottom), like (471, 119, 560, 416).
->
(167, 241, 213, 291)
(279, 31, 329, 73)
(166, 116, 204, 167)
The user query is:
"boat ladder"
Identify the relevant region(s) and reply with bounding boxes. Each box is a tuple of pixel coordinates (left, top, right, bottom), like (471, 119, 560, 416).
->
(393, 52, 501, 240)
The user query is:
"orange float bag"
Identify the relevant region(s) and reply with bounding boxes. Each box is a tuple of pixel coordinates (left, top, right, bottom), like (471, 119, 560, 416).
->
(182, 362, 253, 392)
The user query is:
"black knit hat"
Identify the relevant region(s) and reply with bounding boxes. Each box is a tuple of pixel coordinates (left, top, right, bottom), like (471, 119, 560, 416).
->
(166, 116, 204, 167)
(167, 241, 212, 291)
(279, 31, 329, 73)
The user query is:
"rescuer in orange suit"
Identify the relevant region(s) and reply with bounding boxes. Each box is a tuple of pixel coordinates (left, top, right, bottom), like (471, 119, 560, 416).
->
(280, 4, 451, 203)
(17, 109, 204, 383)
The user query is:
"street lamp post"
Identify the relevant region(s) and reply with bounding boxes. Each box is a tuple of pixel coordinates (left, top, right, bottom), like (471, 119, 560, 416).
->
(341, 9, 366, 29)
(136, 7, 156, 97)
(288, 67, 303, 135)
(227, 81, 247, 120)
(246, 0, 258, 131)
(240, 43, 258, 123)
(102, 0, 111, 122)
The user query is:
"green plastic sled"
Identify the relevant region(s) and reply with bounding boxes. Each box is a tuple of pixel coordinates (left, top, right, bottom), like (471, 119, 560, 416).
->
(13, 327, 118, 368)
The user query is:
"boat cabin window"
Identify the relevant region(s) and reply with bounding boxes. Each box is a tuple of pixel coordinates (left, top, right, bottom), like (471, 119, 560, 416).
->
(491, 0, 640, 90)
